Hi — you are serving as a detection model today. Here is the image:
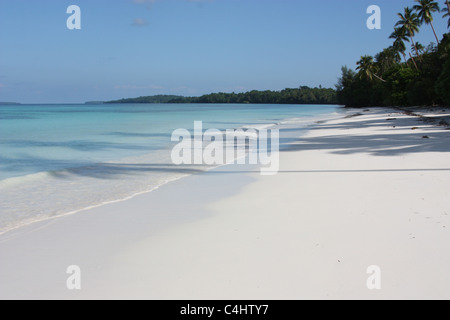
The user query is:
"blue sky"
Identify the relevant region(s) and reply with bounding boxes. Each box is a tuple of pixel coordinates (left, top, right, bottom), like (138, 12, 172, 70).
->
(0, 0, 448, 103)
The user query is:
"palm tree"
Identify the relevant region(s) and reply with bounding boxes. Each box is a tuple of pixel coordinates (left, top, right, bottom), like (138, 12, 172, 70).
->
(408, 52, 419, 70)
(393, 41, 408, 68)
(413, 0, 441, 44)
(356, 55, 386, 82)
(443, 1, 450, 29)
(396, 7, 421, 58)
(375, 47, 400, 74)
(412, 41, 425, 55)
(390, 27, 410, 64)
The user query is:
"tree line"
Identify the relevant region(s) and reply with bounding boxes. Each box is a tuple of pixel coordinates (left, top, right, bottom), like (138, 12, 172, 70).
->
(107, 87, 337, 105)
(337, 0, 450, 107)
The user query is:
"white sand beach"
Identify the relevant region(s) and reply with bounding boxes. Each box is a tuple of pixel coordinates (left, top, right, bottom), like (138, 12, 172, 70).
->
(1, 108, 450, 300)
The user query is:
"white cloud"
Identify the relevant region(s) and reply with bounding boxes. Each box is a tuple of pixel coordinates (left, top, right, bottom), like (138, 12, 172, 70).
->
(114, 84, 165, 90)
(132, 0, 158, 4)
(132, 0, 159, 8)
(131, 18, 149, 27)
(131, 0, 214, 24)
(132, 0, 213, 7)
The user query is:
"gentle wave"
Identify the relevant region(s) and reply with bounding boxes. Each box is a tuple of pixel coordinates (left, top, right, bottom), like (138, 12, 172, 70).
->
(0, 105, 338, 234)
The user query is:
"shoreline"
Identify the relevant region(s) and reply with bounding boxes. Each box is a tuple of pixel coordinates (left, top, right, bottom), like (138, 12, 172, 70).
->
(1, 107, 449, 299)
(0, 110, 338, 236)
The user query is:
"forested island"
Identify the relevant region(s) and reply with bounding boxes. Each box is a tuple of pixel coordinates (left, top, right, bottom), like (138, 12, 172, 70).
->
(337, 1, 450, 107)
(106, 87, 337, 105)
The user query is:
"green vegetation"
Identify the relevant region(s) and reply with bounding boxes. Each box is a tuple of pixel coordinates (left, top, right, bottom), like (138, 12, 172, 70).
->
(107, 87, 337, 105)
(106, 95, 184, 104)
(337, 0, 450, 107)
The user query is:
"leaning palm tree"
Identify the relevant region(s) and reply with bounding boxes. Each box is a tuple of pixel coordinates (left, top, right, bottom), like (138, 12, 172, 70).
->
(356, 55, 386, 82)
(396, 7, 421, 58)
(413, 0, 441, 44)
(390, 27, 410, 64)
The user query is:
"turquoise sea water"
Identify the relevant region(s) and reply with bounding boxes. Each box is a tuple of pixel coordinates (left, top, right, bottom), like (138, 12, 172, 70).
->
(0, 103, 338, 233)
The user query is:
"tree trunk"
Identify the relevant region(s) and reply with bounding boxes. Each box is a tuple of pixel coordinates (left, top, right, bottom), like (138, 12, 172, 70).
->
(402, 52, 409, 67)
(409, 52, 419, 70)
(409, 35, 422, 62)
(410, 36, 420, 58)
(373, 74, 387, 82)
(430, 21, 440, 45)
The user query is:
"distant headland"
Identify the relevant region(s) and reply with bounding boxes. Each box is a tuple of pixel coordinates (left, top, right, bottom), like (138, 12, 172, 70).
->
(0, 102, 21, 105)
(105, 87, 338, 105)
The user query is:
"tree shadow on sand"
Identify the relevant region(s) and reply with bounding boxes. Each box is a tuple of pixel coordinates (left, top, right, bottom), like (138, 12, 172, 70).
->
(284, 116, 450, 157)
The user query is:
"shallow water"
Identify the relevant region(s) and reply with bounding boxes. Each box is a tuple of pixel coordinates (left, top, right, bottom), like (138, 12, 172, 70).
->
(0, 103, 337, 233)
